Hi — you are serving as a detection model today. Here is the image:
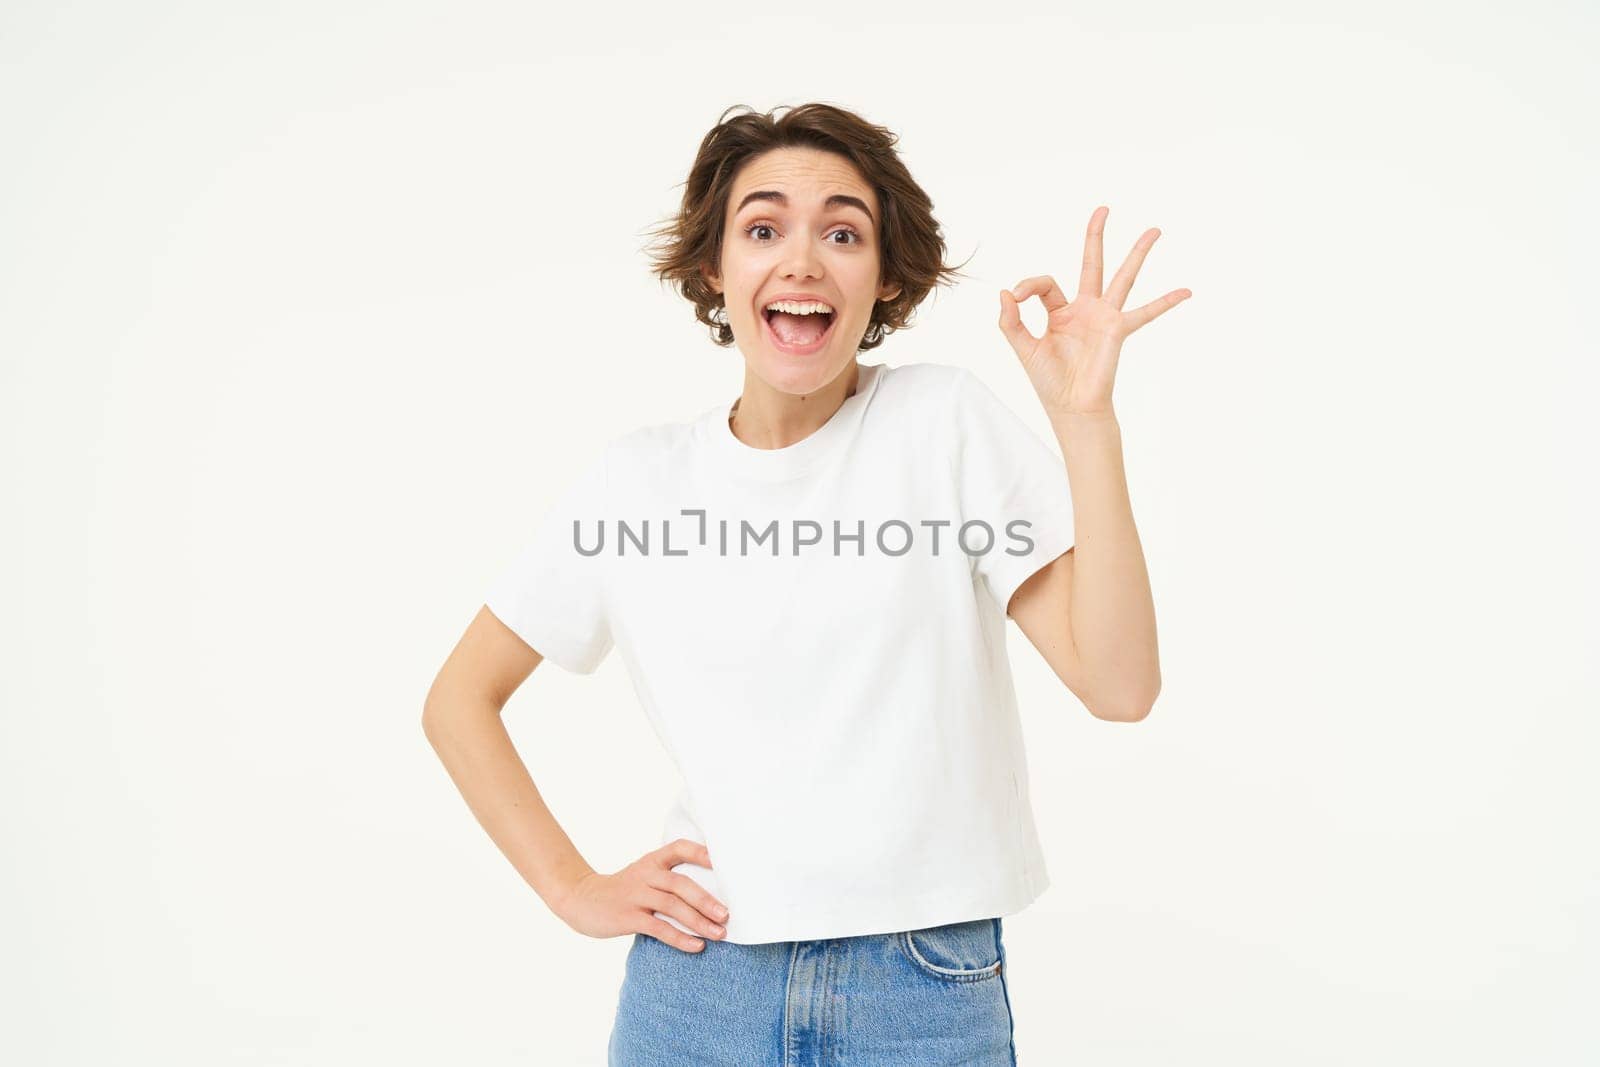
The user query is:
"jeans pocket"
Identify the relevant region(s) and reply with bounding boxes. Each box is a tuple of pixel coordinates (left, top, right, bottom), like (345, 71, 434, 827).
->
(898, 917, 1003, 983)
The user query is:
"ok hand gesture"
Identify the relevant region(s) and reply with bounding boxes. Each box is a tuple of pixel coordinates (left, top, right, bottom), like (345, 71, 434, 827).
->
(998, 206, 1191, 419)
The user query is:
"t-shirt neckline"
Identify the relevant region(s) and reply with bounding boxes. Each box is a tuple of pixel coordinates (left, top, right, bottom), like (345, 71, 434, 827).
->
(705, 362, 885, 482)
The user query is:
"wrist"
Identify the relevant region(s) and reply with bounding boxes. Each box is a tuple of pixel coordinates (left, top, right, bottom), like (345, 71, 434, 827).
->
(1047, 406, 1120, 435)
(544, 857, 596, 915)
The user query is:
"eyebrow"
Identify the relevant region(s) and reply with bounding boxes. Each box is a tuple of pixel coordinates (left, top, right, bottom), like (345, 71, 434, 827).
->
(734, 189, 874, 226)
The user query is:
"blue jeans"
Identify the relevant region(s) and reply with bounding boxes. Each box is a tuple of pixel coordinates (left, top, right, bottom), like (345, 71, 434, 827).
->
(608, 916, 1016, 1065)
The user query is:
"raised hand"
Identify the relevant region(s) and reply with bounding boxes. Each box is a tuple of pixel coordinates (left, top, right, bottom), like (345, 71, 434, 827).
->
(553, 838, 730, 953)
(998, 205, 1191, 419)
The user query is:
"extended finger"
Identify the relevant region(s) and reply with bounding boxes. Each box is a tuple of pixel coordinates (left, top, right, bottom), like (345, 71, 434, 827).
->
(645, 887, 726, 940)
(1106, 228, 1161, 309)
(1080, 205, 1108, 298)
(643, 914, 707, 953)
(656, 869, 730, 926)
(1123, 288, 1193, 334)
(1010, 275, 1070, 312)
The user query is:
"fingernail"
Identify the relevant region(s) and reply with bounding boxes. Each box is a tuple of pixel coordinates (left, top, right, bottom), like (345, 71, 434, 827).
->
(710, 924, 725, 936)
(716, 906, 729, 920)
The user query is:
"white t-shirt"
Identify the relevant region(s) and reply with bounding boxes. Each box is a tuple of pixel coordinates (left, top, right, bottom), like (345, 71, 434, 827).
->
(484, 360, 1075, 944)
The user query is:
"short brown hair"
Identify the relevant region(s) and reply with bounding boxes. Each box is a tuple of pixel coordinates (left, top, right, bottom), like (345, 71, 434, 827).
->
(643, 102, 971, 352)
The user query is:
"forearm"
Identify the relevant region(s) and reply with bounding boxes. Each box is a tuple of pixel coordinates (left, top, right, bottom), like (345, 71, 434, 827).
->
(421, 693, 593, 912)
(1048, 409, 1161, 718)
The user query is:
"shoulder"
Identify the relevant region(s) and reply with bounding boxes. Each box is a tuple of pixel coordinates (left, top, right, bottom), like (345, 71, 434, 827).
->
(872, 360, 976, 428)
(877, 361, 1016, 435)
(880, 360, 1008, 411)
(877, 359, 968, 400)
(598, 411, 703, 482)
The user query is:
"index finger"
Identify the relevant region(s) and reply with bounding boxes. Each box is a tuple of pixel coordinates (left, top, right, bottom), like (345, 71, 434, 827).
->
(1012, 275, 1070, 312)
(658, 837, 714, 869)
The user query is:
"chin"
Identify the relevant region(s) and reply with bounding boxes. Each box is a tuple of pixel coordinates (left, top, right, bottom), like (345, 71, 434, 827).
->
(736, 322, 862, 395)
(750, 353, 858, 397)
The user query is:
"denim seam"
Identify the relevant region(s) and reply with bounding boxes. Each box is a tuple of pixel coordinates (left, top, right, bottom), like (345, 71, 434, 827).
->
(782, 940, 799, 1066)
(995, 917, 1018, 1064)
(899, 927, 1003, 982)
(821, 941, 836, 1062)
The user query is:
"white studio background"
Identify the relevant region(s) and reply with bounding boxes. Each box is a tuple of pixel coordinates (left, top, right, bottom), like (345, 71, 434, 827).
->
(3, 2, 1595, 1064)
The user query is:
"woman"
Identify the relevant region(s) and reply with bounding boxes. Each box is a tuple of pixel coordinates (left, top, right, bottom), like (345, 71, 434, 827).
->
(423, 102, 1188, 1064)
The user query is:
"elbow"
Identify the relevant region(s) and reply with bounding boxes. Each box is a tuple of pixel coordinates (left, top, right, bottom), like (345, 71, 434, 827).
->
(1087, 673, 1161, 723)
(1090, 701, 1152, 723)
(421, 687, 460, 742)
(422, 684, 506, 742)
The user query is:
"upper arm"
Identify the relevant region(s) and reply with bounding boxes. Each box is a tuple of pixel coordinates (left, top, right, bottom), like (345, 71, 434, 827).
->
(425, 604, 547, 715)
(1006, 545, 1090, 702)
(946, 367, 1076, 619)
(475, 445, 616, 678)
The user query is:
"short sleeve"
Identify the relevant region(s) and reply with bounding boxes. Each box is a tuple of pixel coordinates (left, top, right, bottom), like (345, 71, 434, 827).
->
(948, 368, 1076, 615)
(483, 445, 614, 674)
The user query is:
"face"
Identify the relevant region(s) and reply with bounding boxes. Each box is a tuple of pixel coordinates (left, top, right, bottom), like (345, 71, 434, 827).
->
(702, 146, 901, 395)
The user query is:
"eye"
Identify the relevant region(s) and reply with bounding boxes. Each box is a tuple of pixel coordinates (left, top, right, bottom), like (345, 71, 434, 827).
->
(741, 221, 864, 245)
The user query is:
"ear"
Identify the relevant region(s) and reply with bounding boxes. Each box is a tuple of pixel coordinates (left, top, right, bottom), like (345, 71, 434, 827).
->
(878, 280, 902, 303)
(700, 262, 722, 295)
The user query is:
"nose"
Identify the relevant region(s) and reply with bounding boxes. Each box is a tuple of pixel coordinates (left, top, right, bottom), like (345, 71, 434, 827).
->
(779, 236, 825, 282)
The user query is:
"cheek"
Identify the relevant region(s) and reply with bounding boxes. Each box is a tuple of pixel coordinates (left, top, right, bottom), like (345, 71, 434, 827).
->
(845, 266, 884, 315)
(722, 256, 766, 296)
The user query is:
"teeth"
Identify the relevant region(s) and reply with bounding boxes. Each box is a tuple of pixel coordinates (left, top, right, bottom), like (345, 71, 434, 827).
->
(764, 300, 834, 316)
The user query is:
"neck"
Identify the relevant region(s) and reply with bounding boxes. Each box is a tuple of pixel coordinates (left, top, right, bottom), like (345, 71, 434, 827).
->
(729, 361, 861, 451)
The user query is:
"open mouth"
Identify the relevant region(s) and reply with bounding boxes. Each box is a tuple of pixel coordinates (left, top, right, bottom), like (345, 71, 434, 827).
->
(761, 306, 837, 355)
